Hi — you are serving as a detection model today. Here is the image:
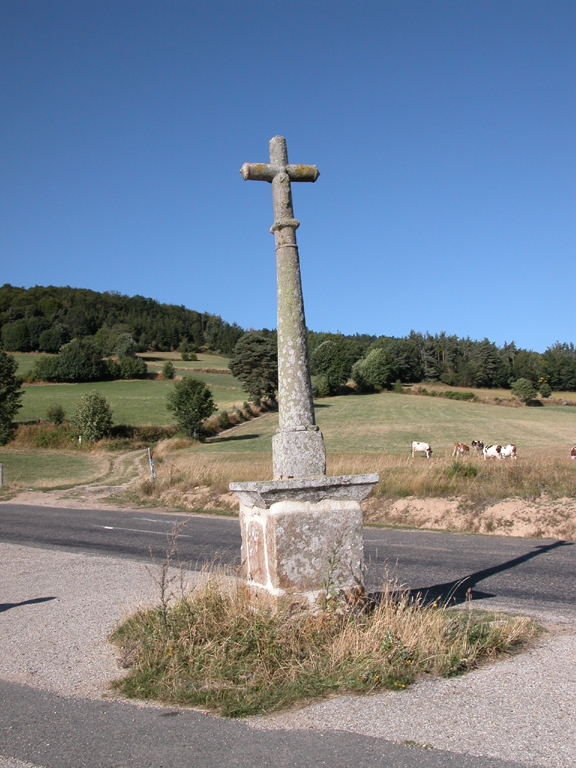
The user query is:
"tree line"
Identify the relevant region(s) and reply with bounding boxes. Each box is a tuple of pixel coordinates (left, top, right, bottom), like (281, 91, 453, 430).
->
(1, 284, 575, 394)
(0, 284, 243, 356)
(229, 330, 576, 401)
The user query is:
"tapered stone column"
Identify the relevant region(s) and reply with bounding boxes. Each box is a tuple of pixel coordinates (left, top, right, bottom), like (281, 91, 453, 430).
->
(241, 136, 325, 479)
(232, 137, 379, 605)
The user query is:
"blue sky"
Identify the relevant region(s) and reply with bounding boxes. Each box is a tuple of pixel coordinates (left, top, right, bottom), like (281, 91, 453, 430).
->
(1, 1, 574, 352)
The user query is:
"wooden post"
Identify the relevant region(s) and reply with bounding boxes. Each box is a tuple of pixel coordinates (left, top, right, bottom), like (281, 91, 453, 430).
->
(0, 463, 3, 488)
(148, 448, 157, 482)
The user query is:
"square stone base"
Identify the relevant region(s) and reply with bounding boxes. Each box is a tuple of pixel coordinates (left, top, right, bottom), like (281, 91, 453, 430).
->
(239, 498, 364, 605)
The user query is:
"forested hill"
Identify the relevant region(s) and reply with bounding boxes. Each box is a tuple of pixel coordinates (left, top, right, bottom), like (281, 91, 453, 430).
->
(0, 284, 243, 355)
(1, 283, 575, 391)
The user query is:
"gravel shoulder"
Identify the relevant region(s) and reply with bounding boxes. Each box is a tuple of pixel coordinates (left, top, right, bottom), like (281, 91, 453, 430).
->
(1, 542, 575, 768)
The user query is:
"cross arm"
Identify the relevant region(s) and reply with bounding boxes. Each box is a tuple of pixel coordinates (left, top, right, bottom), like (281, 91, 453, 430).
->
(240, 163, 276, 181)
(286, 164, 320, 182)
(240, 162, 320, 183)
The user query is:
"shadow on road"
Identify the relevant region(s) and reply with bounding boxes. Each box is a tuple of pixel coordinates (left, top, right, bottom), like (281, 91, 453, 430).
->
(0, 596, 57, 613)
(369, 540, 574, 607)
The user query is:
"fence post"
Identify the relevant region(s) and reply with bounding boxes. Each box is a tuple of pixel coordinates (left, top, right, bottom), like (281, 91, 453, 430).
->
(0, 463, 3, 488)
(147, 448, 157, 482)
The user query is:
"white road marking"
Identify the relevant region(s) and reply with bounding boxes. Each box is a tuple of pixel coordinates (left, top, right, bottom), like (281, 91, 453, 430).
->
(92, 525, 193, 538)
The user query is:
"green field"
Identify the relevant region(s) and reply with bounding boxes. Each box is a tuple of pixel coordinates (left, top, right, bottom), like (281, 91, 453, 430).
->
(14, 351, 246, 425)
(17, 374, 249, 426)
(139, 352, 230, 372)
(196, 392, 576, 457)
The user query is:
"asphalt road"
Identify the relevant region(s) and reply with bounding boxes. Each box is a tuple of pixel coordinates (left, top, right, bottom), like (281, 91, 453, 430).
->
(0, 677, 531, 768)
(1, 502, 574, 616)
(1, 502, 574, 768)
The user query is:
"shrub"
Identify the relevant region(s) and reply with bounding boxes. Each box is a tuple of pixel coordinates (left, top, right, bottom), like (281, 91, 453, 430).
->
(104, 358, 122, 380)
(57, 338, 106, 382)
(511, 377, 537, 404)
(120, 357, 148, 379)
(30, 355, 61, 382)
(538, 382, 552, 399)
(116, 333, 137, 360)
(166, 377, 216, 439)
(310, 337, 362, 394)
(162, 361, 176, 380)
(71, 390, 113, 441)
(219, 411, 231, 429)
(46, 404, 66, 425)
(181, 352, 190, 361)
(0, 349, 23, 444)
(352, 348, 398, 391)
(312, 374, 330, 398)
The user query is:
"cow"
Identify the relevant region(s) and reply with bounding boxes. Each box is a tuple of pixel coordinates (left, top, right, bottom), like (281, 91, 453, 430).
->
(412, 441, 432, 458)
(500, 444, 517, 459)
(483, 444, 502, 460)
(471, 440, 484, 454)
(452, 443, 470, 457)
(571, 447, 576, 461)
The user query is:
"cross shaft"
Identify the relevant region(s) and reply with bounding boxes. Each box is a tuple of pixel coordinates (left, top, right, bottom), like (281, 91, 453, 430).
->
(241, 136, 325, 478)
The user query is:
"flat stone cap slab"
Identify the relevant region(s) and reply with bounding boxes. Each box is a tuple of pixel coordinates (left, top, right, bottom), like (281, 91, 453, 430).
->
(229, 473, 379, 508)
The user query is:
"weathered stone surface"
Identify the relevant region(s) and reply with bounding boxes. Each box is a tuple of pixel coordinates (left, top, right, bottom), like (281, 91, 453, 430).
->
(239, 498, 364, 602)
(235, 136, 380, 605)
(272, 429, 326, 479)
(240, 135, 322, 479)
(230, 473, 379, 509)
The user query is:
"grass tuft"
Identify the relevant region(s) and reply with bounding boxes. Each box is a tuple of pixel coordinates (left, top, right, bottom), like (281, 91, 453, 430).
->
(111, 567, 537, 718)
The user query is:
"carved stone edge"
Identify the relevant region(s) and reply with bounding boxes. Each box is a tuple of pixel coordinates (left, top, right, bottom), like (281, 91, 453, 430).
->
(229, 473, 380, 509)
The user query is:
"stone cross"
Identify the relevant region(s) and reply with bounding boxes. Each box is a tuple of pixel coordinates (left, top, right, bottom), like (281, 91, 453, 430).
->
(241, 136, 326, 479)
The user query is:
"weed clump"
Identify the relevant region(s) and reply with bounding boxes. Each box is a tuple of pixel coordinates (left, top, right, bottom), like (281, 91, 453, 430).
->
(111, 569, 537, 718)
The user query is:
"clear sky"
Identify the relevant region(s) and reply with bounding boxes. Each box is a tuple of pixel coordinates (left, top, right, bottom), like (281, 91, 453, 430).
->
(1, 1, 574, 352)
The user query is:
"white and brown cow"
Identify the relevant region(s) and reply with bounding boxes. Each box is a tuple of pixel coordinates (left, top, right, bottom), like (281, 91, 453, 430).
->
(411, 441, 432, 458)
(471, 440, 484, 454)
(571, 447, 576, 461)
(500, 444, 517, 459)
(483, 444, 502, 460)
(452, 443, 470, 457)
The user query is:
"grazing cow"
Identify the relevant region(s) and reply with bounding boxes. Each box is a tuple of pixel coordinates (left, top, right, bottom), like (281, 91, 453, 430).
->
(412, 441, 432, 458)
(571, 447, 576, 461)
(471, 440, 484, 454)
(453, 443, 470, 457)
(500, 444, 517, 459)
(483, 444, 502, 460)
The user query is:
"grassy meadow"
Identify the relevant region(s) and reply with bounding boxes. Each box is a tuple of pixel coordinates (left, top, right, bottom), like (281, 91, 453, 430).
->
(196, 392, 576, 457)
(15, 352, 248, 425)
(0, 450, 111, 490)
(7, 352, 576, 507)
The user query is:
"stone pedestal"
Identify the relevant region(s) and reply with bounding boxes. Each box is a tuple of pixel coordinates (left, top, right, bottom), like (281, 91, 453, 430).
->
(230, 474, 379, 605)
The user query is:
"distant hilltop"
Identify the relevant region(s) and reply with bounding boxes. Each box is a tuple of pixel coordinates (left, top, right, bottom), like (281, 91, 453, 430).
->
(1, 283, 575, 392)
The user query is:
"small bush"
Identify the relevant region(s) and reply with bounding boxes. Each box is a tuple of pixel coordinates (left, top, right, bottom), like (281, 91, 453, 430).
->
(166, 377, 216, 439)
(511, 378, 537, 404)
(162, 361, 176, 380)
(46, 404, 66, 425)
(71, 390, 113, 442)
(445, 461, 479, 479)
(181, 352, 190, 361)
(312, 374, 331, 398)
(393, 379, 403, 393)
(539, 382, 552, 399)
(120, 356, 148, 380)
(219, 411, 231, 429)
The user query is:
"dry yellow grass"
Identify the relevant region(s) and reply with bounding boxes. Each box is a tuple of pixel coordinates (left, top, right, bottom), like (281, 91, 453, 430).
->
(111, 564, 537, 717)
